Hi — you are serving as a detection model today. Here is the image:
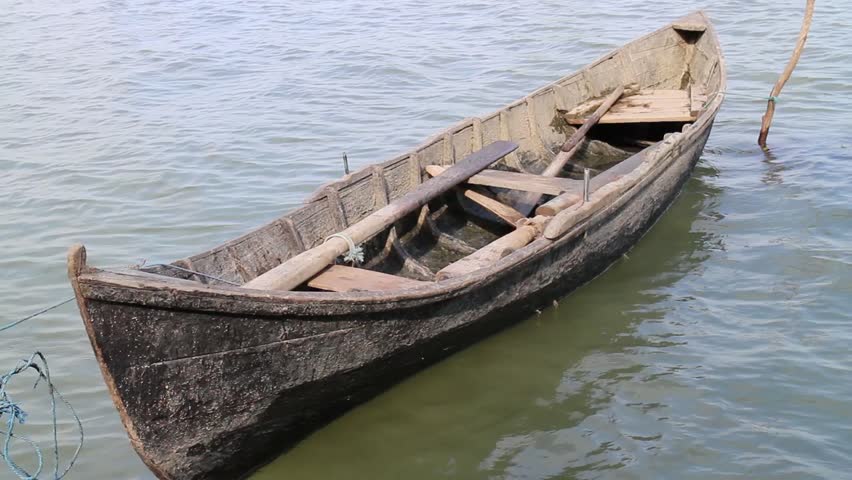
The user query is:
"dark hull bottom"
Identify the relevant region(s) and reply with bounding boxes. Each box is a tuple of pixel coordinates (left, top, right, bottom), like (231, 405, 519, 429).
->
(78, 126, 711, 480)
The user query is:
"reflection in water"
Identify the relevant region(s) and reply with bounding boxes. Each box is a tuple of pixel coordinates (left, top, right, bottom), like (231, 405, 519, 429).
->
(760, 148, 786, 186)
(253, 168, 723, 479)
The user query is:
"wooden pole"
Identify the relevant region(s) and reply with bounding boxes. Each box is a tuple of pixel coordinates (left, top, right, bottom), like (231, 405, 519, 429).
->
(758, 0, 815, 149)
(436, 215, 549, 280)
(514, 86, 624, 215)
(243, 141, 518, 291)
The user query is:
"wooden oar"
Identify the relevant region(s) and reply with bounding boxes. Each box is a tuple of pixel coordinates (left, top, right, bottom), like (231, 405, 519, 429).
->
(244, 141, 518, 292)
(513, 86, 625, 216)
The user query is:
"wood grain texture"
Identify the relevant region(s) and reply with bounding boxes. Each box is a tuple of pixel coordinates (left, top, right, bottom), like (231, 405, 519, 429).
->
(459, 189, 525, 226)
(565, 89, 695, 124)
(308, 265, 429, 292)
(244, 141, 517, 292)
(425, 165, 579, 196)
(436, 216, 548, 280)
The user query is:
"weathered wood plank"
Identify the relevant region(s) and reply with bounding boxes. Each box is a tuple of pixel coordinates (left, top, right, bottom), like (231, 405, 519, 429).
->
(244, 141, 518, 292)
(689, 84, 708, 116)
(308, 265, 428, 292)
(673, 22, 707, 32)
(425, 165, 578, 196)
(498, 111, 523, 170)
(565, 89, 696, 125)
(388, 226, 435, 281)
(459, 189, 525, 226)
(436, 216, 548, 280)
(324, 187, 349, 229)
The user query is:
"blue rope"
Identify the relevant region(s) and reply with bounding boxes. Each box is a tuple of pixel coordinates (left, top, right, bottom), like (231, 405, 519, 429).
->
(0, 259, 239, 478)
(0, 352, 83, 480)
(2, 299, 83, 478)
(0, 299, 75, 333)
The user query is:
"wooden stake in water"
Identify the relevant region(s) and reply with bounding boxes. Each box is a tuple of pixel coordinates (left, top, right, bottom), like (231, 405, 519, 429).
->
(758, 0, 816, 149)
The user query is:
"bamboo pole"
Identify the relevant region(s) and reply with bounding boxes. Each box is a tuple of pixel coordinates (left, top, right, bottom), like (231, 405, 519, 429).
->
(758, 0, 815, 149)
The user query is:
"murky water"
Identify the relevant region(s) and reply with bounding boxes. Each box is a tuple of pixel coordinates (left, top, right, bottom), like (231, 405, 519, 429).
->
(2, 1, 850, 478)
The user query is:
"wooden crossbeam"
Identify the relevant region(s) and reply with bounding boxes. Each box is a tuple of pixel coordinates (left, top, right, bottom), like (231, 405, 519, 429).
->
(308, 265, 428, 292)
(459, 189, 525, 226)
(425, 165, 578, 196)
(244, 141, 518, 292)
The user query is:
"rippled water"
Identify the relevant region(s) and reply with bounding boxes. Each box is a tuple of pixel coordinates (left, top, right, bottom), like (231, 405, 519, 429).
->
(2, 1, 850, 478)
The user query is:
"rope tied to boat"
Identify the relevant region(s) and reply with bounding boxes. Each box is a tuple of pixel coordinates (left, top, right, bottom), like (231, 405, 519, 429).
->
(708, 90, 783, 103)
(0, 299, 75, 333)
(0, 352, 83, 480)
(324, 233, 364, 265)
(143, 263, 241, 286)
(2, 297, 83, 479)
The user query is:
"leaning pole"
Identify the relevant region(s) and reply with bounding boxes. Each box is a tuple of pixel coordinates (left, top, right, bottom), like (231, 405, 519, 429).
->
(758, 0, 816, 149)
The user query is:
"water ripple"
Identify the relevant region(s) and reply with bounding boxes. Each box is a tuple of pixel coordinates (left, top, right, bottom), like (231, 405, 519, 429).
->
(2, 0, 851, 479)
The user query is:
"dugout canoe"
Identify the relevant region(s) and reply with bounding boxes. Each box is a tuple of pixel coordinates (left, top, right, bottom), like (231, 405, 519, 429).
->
(67, 12, 725, 480)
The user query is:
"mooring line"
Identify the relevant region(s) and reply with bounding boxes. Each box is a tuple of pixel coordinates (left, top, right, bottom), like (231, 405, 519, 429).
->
(0, 259, 236, 478)
(1, 290, 82, 479)
(144, 263, 242, 286)
(0, 298, 75, 333)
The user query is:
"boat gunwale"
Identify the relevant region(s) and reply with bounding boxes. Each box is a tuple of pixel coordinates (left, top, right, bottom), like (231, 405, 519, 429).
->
(76, 110, 719, 318)
(73, 10, 726, 316)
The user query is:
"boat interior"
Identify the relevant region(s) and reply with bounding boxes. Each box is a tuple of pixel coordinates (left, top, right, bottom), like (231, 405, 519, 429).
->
(138, 15, 722, 294)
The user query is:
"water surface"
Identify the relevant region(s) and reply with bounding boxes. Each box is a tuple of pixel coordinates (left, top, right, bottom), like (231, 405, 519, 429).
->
(1, 1, 850, 479)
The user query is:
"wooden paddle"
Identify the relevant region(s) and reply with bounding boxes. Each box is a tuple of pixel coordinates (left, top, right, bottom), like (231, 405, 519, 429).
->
(244, 141, 518, 292)
(513, 86, 625, 216)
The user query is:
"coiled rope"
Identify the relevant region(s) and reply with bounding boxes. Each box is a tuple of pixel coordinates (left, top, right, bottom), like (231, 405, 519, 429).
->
(0, 260, 255, 479)
(0, 352, 83, 480)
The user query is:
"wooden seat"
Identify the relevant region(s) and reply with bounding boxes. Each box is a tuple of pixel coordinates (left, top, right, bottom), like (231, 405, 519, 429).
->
(307, 265, 429, 292)
(425, 165, 579, 196)
(564, 89, 697, 124)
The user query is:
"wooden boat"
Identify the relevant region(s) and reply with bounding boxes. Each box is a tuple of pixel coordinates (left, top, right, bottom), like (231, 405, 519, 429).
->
(67, 12, 724, 480)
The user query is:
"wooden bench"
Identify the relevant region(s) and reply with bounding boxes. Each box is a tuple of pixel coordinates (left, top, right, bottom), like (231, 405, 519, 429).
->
(564, 89, 698, 125)
(425, 165, 586, 227)
(308, 265, 429, 293)
(425, 165, 579, 197)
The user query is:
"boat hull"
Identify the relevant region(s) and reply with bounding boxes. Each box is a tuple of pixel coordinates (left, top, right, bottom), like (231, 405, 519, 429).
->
(72, 120, 713, 480)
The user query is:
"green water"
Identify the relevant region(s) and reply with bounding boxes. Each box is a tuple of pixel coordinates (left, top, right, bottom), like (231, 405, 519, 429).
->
(2, 1, 850, 479)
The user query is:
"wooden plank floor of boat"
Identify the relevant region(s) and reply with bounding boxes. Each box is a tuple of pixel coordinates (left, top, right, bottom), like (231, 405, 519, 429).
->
(565, 89, 698, 124)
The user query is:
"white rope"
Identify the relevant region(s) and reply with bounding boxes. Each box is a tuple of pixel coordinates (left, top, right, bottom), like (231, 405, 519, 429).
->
(324, 233, 365, 265)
